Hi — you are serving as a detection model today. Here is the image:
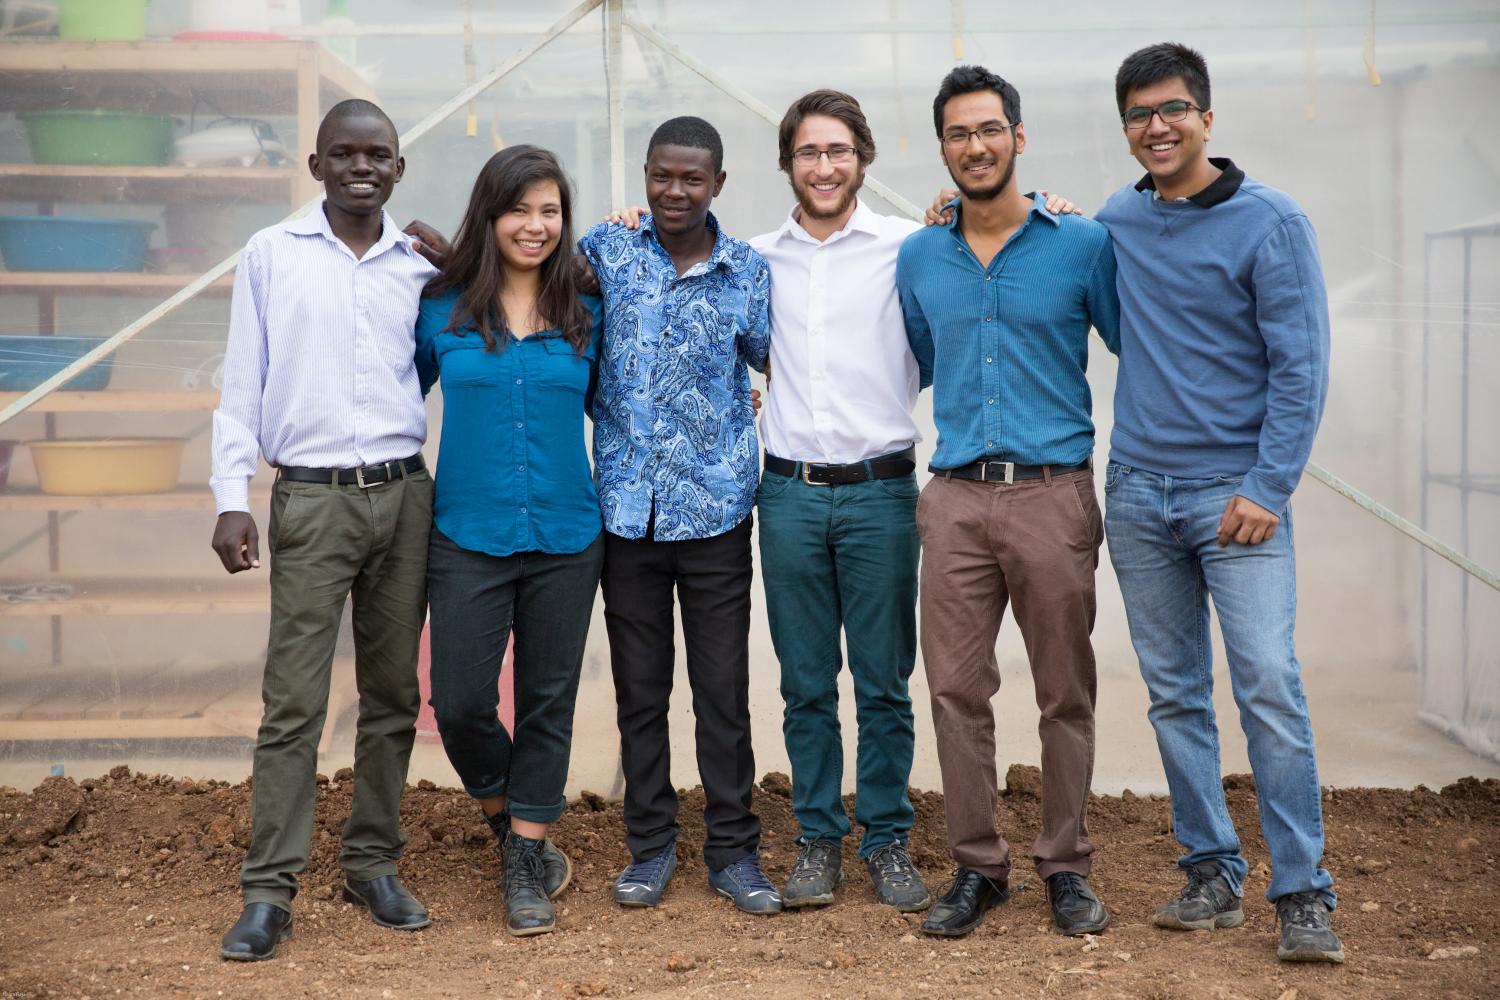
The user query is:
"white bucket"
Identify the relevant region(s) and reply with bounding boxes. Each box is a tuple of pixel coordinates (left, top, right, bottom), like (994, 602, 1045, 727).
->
(189, 0, 271, 33)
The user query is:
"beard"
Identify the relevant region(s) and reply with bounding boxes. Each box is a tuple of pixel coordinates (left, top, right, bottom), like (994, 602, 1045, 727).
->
(792, 168, 864, 221)
(947, 147, 1016, 202)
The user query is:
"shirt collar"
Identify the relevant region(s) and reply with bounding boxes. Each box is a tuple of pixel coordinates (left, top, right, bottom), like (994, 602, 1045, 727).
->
(642, 210, 731, 270)
(287, 198, 414, 257)
(775, 197, 883, 246)
(1133, 157, 1244, 207)
(940, 190, 1061, 236)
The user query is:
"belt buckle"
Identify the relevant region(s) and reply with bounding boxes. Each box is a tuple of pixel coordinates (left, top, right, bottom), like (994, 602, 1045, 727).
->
(354, 461, 392, 489)
(801, 463, 834, 487)
(982, 461, 1014, 485)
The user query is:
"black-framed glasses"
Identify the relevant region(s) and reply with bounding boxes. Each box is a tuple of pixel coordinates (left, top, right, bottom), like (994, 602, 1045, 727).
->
(791, 144, 857, 165)
(1122, 100, 1204, 129)
(941, 122, 1018, 148)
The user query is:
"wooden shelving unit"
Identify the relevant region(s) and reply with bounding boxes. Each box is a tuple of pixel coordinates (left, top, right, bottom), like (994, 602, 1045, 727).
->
(0, 40, 376, 743)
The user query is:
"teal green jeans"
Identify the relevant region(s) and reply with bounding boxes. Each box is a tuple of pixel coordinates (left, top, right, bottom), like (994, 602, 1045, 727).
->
(756, 468, 919, 857)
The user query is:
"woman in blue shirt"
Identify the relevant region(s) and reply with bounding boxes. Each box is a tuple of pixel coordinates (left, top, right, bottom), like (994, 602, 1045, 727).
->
(415, 145, 603, 938)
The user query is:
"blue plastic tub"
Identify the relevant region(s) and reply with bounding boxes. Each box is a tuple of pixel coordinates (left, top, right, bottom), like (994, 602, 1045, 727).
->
(0, 337, 114, 391)
(0, 216, 156, 272)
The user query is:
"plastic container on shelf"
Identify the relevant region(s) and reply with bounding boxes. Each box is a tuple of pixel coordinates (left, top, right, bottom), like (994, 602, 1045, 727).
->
(188, 0, 269, 32)
(0, 337, 114, 392)
(21, 111, 175, 166)
(28, 438, 187, 496)
(0, 216, 156, 273)
(56, 0, 150, 41)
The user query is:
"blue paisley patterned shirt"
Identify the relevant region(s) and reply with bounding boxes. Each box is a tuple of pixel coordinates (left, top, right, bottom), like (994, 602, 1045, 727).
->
(580, 213, 771, 541)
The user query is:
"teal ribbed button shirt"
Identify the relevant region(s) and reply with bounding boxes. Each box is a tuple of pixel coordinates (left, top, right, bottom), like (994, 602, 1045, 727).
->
(896, 192, 1120, 469)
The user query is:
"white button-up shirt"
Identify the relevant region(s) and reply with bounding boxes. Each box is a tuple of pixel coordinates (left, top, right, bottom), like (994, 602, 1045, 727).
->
(751, 199, 922, 465)
(210, 201, 436, 513)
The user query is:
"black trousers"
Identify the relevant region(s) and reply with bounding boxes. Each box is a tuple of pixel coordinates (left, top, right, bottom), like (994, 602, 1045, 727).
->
(602, 514, 760, 870)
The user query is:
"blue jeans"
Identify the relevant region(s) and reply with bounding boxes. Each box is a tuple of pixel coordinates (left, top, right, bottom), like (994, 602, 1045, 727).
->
(1103, 463, 1335, 907)
(757, 469, 919, 857)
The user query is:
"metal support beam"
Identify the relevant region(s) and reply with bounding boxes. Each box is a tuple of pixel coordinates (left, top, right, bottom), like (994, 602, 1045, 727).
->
(606, 0, 626, 209)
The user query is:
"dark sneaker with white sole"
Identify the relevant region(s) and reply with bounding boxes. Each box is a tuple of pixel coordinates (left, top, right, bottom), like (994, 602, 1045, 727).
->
(783, 839, 842, 908)
(865, 842, 931, 912)
(709, 853, 783, 915)
(613, 842, 678, 907)
(1152, 860, 1244, 931)
(1275, 891, 1345, 963)
(1046, 871, 1110, 935)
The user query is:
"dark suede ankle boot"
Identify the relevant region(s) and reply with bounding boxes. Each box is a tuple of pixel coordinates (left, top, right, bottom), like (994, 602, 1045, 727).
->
(501, 831, 555, 936)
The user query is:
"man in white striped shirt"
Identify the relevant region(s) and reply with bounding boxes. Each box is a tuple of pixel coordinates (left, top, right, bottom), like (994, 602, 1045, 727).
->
(210, 100, 437, 961)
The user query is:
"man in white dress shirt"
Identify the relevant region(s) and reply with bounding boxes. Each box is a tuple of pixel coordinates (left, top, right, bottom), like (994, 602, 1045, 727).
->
(210, 100, 436, 960)
(750, 90, 931, 912)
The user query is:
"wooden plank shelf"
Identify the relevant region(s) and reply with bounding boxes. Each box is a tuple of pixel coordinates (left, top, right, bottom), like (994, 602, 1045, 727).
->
(0, 271, 234, 296)
(0, 390, 220, 412)
(0, 164, 300, 204)
(0, 574, 269, 616)
(0, 40, 372, 115)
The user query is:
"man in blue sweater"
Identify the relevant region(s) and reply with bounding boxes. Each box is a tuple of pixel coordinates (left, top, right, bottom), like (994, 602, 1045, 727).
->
(1095, 43, 1341, 963)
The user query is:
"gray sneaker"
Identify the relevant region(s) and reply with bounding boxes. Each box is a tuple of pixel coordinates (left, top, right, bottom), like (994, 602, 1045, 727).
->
(1153, 860, 1244, 931)
(1275, 891, 1345, 963)
(865, 842, 931, 912)
(783, 839, 842, 908)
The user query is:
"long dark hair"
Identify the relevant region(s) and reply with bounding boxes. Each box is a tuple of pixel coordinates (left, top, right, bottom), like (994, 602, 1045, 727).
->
(425, 145, 591, 352)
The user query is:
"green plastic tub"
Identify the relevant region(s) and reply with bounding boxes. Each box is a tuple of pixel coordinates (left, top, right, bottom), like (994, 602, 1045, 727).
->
(57, 0, 150, 41)
(21, 111, 173, 166)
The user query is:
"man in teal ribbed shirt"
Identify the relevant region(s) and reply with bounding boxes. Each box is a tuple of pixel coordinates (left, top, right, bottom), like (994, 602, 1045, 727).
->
(896, 65, 1119, 940)
(1096, 43, 1341, 964)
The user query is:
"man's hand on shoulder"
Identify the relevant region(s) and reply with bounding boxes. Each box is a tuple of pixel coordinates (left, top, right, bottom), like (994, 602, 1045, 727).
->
(212, 511, 260, 573)
(403, 219, 450, 268)
(1217, 495, 1280, 547)
(603, 206, 648, 231)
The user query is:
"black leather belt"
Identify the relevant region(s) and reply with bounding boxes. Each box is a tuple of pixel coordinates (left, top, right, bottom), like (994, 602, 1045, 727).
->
(935, 459, 1091, 484)
(765, 447, 916, 486)
(278, 453, 426, 488)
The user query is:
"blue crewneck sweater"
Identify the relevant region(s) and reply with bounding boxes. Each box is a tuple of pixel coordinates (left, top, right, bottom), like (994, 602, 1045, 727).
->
(1097, 158, 1329, 515)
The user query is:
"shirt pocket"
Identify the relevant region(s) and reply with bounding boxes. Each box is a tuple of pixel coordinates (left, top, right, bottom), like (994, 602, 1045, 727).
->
(438, 339, 506, 389)
(534, 335, 591, 394)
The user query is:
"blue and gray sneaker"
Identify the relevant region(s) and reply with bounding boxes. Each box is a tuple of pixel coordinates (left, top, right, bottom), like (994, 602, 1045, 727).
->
(708, 853, 784, 915)
(612, 843, 677, 907)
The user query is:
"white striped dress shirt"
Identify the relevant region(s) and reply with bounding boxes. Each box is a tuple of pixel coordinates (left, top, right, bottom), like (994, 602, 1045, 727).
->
(751, 199, 923, 465)
(210, 201, 436, 514)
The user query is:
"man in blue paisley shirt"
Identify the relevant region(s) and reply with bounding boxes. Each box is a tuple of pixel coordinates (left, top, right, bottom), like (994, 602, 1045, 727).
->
(578, 117, 779, 914)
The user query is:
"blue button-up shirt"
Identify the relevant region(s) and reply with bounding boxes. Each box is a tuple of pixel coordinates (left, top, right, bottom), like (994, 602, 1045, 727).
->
(580, 213, 771, 541)
(415, 289, 605, 557)
(897, 192, 1121, 469)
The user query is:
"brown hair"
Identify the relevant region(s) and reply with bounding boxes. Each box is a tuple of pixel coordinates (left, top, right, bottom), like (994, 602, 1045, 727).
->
(424, 145, 591, 353)
(776, 89, 876, 173)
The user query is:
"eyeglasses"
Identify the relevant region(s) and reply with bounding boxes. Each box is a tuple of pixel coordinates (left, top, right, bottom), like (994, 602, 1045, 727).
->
(1122, 100, 1204, 129)
(791, 144, 857, 165)
(941, 122, 1017, 148)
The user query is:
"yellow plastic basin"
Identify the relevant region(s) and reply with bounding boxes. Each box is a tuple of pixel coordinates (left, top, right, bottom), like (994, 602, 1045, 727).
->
(27, 438, 187, 496)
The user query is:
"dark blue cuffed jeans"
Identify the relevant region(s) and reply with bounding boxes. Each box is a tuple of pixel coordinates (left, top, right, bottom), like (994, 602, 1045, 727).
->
(426, 527, 603, 824)
(757, 469, 919, 857)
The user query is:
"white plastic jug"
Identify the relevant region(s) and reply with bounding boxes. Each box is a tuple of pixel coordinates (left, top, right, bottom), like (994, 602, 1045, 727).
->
(189, 0, 271, 33)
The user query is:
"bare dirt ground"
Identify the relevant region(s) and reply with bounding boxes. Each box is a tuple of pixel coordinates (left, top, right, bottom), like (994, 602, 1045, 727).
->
(1, 766, 1496, 999)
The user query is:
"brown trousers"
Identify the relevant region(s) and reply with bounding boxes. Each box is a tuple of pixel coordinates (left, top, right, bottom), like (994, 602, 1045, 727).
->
(916, 470, 1102, 880)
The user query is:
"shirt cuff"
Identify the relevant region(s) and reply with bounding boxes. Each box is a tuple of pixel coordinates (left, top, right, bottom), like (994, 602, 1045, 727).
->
(211, 478, 251, 516)
(1235, 470, 1292, 518)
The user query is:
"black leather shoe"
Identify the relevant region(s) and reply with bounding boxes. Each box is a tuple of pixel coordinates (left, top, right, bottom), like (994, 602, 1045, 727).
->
(342, 874, 431, 930)
(1046, 871, 1110, 935)
(219, 902, 293, 961)
(920, 868, 1009, 937)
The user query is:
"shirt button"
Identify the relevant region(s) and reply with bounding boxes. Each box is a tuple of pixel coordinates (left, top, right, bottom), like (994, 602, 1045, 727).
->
(515, 378, 523, 385)
(519, 506, 528, 514)
(986, 275, 993, 281)
(518, 464, 526, 471)
(986, 356, 994, 363)
(987, 398, 995, 405)
(516, 422, 524, 429)
(985, 316, 994, 322)
(986, 440, 994, 448)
